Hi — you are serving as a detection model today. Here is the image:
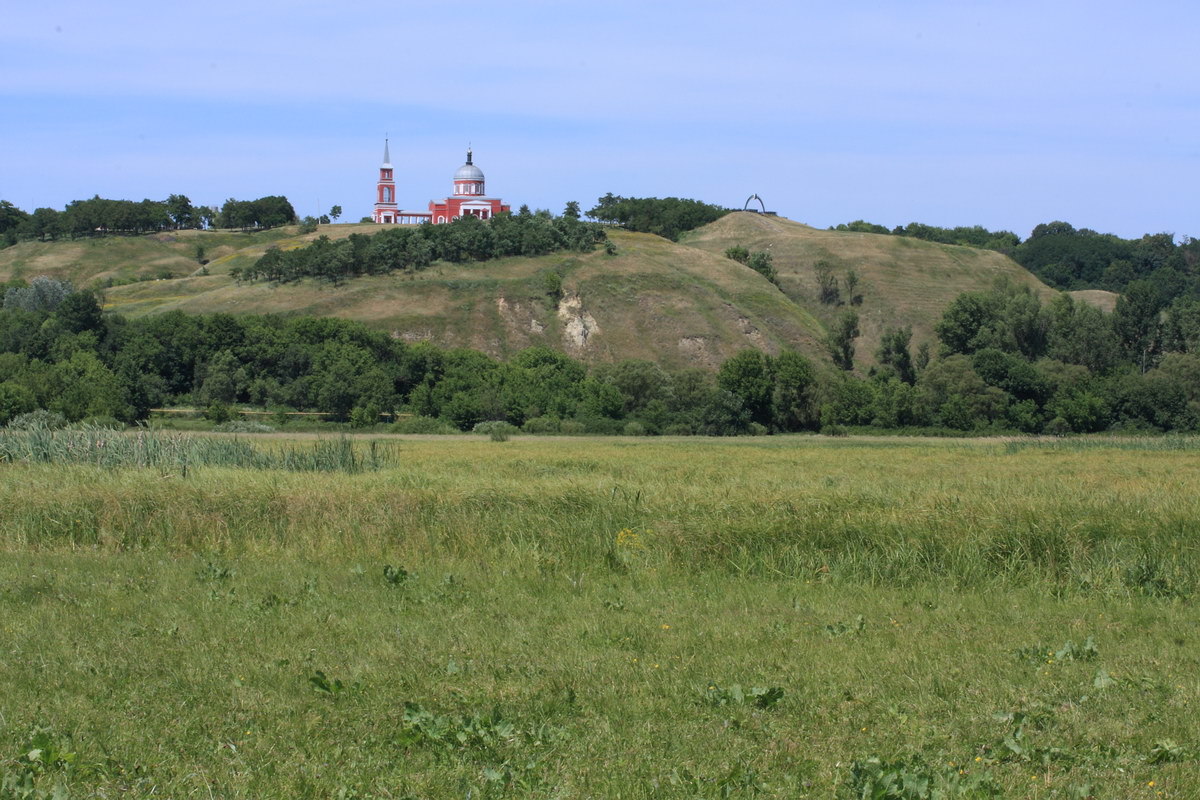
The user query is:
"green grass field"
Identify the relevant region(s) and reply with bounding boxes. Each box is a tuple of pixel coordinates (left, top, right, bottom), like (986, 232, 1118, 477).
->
(2, 435, 1197, 798)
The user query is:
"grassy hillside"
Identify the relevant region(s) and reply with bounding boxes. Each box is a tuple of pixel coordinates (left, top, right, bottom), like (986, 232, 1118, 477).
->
(93, 225, 827, 370)
(1, 215, 1068, 370)
(682, 213, 1060, 366)
(0, 227, 313, 286)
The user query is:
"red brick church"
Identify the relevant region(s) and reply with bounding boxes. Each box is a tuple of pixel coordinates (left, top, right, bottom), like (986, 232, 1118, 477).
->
(372, 140, 510, 225)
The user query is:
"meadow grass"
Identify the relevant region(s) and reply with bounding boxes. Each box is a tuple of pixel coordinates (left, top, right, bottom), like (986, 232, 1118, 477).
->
(2, 436, 1198, 797)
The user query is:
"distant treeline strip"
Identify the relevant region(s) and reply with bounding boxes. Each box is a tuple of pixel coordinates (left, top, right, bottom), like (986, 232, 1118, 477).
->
(236, 211, 607, 283)
(834, 219, 1200, 299)
(0, 195, 296, 243)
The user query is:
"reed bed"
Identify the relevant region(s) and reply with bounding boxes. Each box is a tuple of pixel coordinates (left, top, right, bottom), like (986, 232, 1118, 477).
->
(0, 426, 395, 473)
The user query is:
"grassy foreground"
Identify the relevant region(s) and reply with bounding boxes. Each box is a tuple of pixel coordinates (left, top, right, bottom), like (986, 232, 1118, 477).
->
(2, 435, 1198, 798)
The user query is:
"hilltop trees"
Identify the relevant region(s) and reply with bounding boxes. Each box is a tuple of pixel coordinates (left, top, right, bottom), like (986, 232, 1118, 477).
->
(239, 212, 607, 284)
(25, 208, 64, 241)
(1013, 222, 1198, 298)
(831, 220, 1020, 253)
(588, 194, 729, 240)
(166, 195, 195, 229)
(0, 194, 298, 242)
(218, 196, 297, 230)
(0, 201, 29, 247)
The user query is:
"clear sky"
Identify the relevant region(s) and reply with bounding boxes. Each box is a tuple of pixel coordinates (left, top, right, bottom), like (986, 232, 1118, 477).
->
(3, 0, 1196, 240)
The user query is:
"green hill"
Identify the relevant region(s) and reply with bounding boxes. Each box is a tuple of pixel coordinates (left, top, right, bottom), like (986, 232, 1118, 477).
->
(682, 213, 1060, 367)
(0, 214, 1065, 371)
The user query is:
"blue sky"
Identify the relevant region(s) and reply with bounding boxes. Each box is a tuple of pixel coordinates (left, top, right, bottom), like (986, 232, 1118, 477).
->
(3, 0, 1196, 239)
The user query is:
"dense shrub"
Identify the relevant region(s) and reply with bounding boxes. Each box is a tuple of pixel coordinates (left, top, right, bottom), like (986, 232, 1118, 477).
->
(521, 416, 560, 434)
(474, 420, 519, 441)
(391, 416, 458, 435)
(6, 409, 67, 430)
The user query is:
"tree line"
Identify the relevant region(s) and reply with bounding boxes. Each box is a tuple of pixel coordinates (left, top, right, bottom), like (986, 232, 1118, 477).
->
(237, 210, 607, 284)
(832, 220, 1023, 253)
(3, 274, 1200, 436)
(0, 195, 298, 245)
(587, 194, 730, 241)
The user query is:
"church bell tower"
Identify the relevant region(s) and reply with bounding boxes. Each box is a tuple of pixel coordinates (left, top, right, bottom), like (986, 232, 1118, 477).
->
(372, 139, 398, 224)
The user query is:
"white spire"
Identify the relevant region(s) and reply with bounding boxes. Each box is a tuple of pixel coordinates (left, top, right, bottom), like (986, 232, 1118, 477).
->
(382, 138, 392, 169)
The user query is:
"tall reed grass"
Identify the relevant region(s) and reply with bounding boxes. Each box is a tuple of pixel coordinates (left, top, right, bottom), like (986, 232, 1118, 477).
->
(0, 426, 394, 473)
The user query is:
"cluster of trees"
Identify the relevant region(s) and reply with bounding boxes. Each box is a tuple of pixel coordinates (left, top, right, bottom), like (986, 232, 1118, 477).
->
(723, 245, 778, 287)
(587, 194, 729, 241)
(833, 218, 1200, 300)
(237, 211, 606, 284)
(819, 279, 1200, 433)
(812, 261, 862, 307)
(0, 196, 210, 243)
(0, 195, 297, 246)
(215, 196, 297, 231)
(1013, 223, 1198, 297)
